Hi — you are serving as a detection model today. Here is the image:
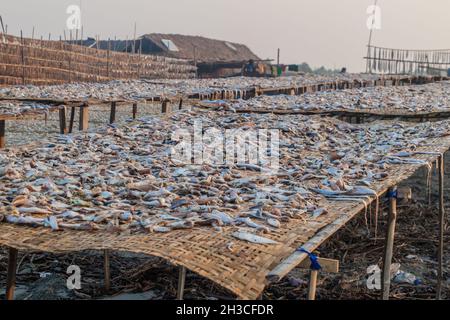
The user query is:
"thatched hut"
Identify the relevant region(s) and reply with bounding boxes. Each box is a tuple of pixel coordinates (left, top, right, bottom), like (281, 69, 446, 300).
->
(83, 34, 260, 78)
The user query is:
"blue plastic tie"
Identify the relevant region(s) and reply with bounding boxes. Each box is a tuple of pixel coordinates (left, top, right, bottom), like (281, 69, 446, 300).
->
(297, 248, 321, 270)
(386, 189, 398, 199)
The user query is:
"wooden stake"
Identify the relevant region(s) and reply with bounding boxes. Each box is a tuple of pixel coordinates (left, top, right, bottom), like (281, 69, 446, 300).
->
(69, 107, 76, 133)
(59, 107, 68, 134)
(176, 266, 186, 300)
(307, 270, 318, 300)
(20, 30, 25, 85)
(0, 119, 5, 149)
(104, 249, 111, 292)
(110, 102, 117, 124)
(437, 155, 445, 299)
(132, 103, 138, 119)
(162, 100, 168, 114)
(381, 186, 397, 300)
(179, 98, 183, 110)
(107, 39, 111, 79)
(79, 105, 89, 131)
(6, 248, 18, 300)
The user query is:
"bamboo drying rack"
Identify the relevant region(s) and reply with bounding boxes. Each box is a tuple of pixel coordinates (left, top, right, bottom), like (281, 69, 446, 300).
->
(0, 135, 448, 300)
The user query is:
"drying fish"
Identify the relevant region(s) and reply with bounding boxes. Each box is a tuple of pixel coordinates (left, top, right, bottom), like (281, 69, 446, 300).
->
(17, 207, 52, 215)
(312, 208, 327, 218)
(152, 226, 172, 233)
(226, 81, 450, 114)
(58, 222, 99, 231)
(44, 216, 59, 231)
(205, 210, 235, 225)
(1, 87, 448, 242)
(167, 220, 195, 229)
(232, 231, 278, 245)
(235, 217, 269, 232)
(6, 215, 45, 226)
(267, 218, 281, 228)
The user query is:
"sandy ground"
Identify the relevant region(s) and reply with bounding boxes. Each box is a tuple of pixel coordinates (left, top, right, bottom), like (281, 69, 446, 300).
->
(0, 110, 448, 300)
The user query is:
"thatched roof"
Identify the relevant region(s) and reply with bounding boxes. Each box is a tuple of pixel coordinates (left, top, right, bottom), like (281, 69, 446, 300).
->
(139, 33, 260, 63)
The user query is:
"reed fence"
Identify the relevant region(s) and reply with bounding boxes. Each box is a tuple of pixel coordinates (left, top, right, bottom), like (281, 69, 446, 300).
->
(0, 34, 196, 85)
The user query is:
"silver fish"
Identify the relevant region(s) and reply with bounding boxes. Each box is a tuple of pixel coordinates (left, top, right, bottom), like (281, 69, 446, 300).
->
(232, 231, 278, 245)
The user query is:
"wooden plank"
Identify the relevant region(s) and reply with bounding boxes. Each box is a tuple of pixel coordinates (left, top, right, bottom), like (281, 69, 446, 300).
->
(298, 257, 339, 273)
(6, 247, 18, 300)
(79, 105, 89, 131)
(0, 119, 5, 149)
(397, 187, 412, 200)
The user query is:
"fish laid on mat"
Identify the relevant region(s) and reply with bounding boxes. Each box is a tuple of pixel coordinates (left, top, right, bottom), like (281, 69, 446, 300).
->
(227, 81, 450, 114)
(1, 90, 448, 245)
(232, 231, 278, 244)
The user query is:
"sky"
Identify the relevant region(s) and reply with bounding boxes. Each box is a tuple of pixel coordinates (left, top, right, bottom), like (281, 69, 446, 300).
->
(1, 0, 450, 72)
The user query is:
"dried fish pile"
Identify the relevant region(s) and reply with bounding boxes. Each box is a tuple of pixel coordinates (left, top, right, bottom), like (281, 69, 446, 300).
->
(0, 73, 382, 103)
(0, 80, 180, 102)
(146, 73, 382, 90)
(1, 109, 449, 245)
(227, 81, 450, 113)
(0, 101, 55, 117)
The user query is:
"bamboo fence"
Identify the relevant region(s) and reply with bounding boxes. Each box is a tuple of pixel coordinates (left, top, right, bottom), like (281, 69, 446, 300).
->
(0, 34, 196, 86)
(365, 45, 450, 75)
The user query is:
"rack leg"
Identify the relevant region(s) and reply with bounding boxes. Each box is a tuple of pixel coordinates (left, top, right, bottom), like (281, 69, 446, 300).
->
(6, 248, 18, 300)
(381, 186, 397, 300)
(176, 266, 186, 300)
(68, 107, 75, 133)
(79, 105, 89, 131)
(0, 120, 5, 149)
(162, 100, 168, 114)
(104, 249, 111, 292)
(307, 269, 318, 300)
(132, 103, 138, 119)
(437, 155, 445, 299)
(59, 107, 67, 134)
(110, 102, 117, 124)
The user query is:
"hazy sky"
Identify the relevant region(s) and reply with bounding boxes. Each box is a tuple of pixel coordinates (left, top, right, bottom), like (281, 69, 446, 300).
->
(1, 0, 450, 72)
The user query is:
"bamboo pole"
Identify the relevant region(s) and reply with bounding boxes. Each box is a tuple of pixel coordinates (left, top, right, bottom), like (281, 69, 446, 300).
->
(381, 186, 397, 300)
(20, 30, 25, 84)
(68, 106, 76, 133)
(162, 100, 168, 113)
(436, 154, 445, 299)
(79, 105, 89, 131)
(177, 266, 187, 300)
(307, 270, 318, 300)
(132, 103, 137, 119)
(107, 39, 110, 79)
(0, 119, 5, 149)
(59, 106, 68, 134)
(109, 101, 116, 124)
(104, 249, 111, 292)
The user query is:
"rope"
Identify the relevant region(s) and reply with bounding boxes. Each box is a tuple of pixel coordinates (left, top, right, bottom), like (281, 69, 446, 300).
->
(297, 248, 321, 271)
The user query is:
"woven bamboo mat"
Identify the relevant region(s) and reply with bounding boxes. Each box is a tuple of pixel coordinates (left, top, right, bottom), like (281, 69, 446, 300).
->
(1, 136, 449, 299)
